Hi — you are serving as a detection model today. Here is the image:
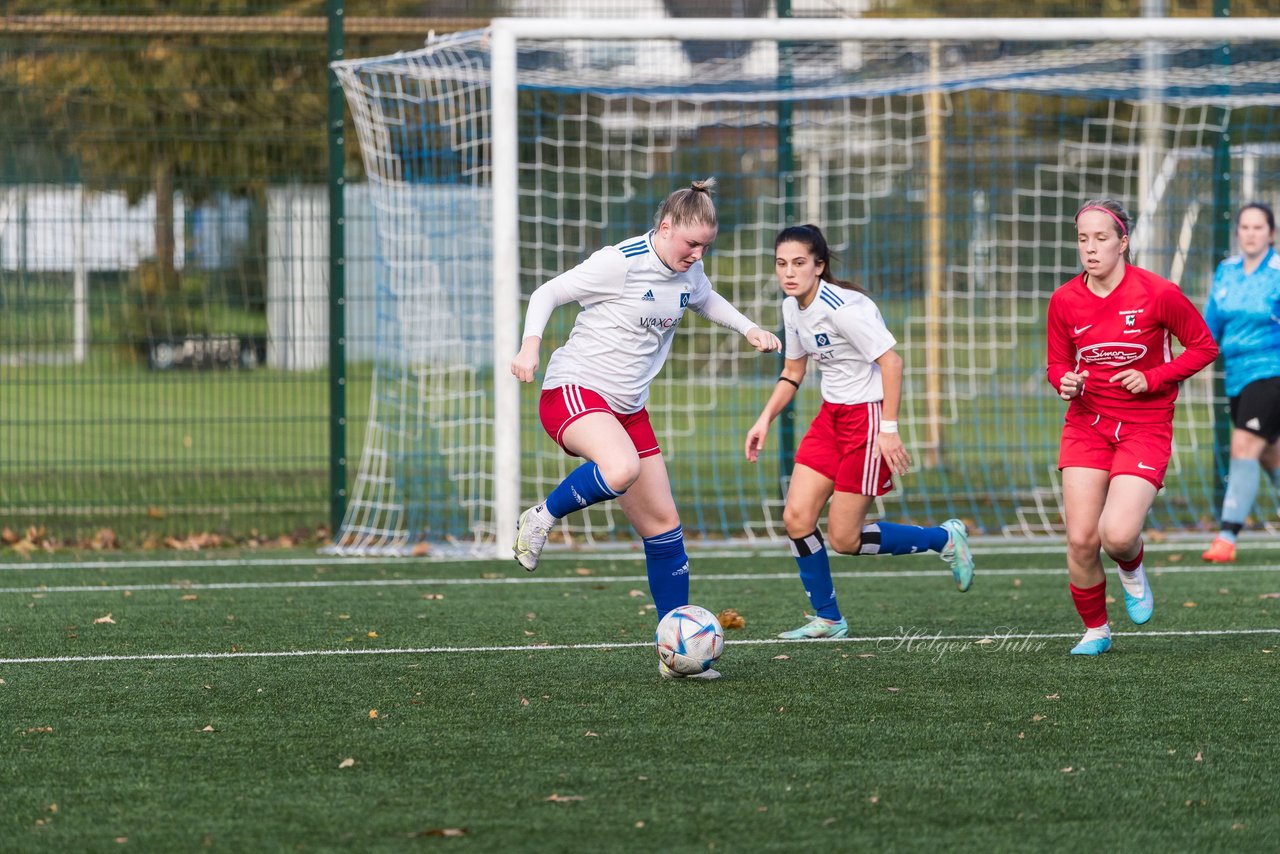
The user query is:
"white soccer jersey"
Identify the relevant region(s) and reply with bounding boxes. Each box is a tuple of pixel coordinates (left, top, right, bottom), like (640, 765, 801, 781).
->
(529, 231, 750, 413)
(783, 282, 897, 405)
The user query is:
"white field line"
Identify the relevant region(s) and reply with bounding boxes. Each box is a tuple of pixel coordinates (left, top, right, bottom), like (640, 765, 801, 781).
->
(3, 627, 1280, 666)
(2, 563, 1278, 596)
(3, 538, 1274, 572)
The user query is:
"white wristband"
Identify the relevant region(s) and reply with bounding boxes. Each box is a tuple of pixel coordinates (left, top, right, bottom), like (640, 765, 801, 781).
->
(880, 420, 899, 434)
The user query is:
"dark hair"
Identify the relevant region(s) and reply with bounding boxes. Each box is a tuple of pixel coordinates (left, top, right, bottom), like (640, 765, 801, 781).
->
(655, 177, 718, 230)
(1075, 198, 1133, 264)
(1238, 202, 1276, 233)
(774, 224, 864, 294)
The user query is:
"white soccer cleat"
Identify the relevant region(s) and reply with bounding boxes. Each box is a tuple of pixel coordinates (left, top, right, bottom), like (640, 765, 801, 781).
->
(513, 504, 553, 572)
(659, 660, 721, 680)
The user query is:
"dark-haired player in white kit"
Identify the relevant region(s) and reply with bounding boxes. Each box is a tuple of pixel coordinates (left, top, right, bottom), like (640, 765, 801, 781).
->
(745, 224, 975, 641)
(510, 178, 781, 679)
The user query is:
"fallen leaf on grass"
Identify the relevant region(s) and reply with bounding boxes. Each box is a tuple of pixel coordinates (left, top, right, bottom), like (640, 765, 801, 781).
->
(1044, 693, 1060, 700)
(1194, 751, 1203, 762)
(975, 638, 995, 646)
(868, 796, 880, 805)
(628, 589, 647, 598)
(421, 593, 444, 600)
(1104, 595, 1117, 605)
(1032, 714, 1046, 722)
(368, 710, 378, 719)
(1167, 553, 1183, 563)
(338, 758, 355, 769)
(574, 568, 593, 576)
(772, 654, 790, 661)
(857, 653, 875, 659)
(94, 614, 115, 625)
(520, 697, 529, 706)
(366, 631, 379, 638)
(886, 687, 900, 693)
(1017, 732, 1025, 740)
(1061, 766, 1074, 773)
(201, 725, 215, 732)
(1012, 578, 1022, 588)
(584, 731, 599, 737)
(1259, 593, 1280, 600)
(717, 608, 746, 629)
(181, 595, 198, 602)
(1183, 601, 1198, 608)
(26, 726, 53, 734)
(545, 793, 584, 803)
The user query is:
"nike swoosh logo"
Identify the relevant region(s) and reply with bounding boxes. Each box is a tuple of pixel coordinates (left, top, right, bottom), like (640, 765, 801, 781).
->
(1073, 325, 1093, 335)
(1137, 462, 1157, 471)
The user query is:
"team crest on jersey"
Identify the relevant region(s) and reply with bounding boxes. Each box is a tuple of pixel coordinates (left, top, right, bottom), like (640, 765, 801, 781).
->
(680, 293, 690, 307)
(815, 333, 831, 347)
(1078, 342, 1147, 367)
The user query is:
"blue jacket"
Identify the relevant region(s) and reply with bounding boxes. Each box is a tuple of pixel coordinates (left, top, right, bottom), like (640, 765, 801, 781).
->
(1204, 246, 1280, 396)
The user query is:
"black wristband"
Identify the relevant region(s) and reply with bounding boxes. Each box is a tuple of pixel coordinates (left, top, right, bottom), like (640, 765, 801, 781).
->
(778, 376, 800, 389)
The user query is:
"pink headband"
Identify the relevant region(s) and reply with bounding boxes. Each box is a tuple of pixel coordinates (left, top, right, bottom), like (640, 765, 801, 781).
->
(1076, 205, 1128, 237)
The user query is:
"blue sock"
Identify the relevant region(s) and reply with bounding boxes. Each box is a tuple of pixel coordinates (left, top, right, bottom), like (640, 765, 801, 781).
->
(859, 522, 949, 555)
(643, 526, 690, 621)
(545, 462, 623, 519)
(1221, 457, 1261, 528)
(790, 530, 840, 620)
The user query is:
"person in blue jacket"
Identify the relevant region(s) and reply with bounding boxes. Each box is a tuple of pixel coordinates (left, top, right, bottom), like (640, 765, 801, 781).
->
(1202, 203, 1280, 562)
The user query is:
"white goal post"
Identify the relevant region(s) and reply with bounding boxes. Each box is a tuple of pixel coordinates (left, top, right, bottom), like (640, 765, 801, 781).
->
(334, 17, 1280, 557)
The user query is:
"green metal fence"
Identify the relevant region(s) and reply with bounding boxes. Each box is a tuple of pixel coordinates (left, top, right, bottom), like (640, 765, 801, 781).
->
(2, 1, 1275, 549)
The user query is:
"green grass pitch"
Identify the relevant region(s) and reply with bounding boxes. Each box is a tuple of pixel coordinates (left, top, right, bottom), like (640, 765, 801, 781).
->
(3, 543, 1279, 851)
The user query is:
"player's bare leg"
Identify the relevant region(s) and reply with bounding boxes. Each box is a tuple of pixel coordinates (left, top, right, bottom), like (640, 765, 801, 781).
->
(1100, 474, 1159, 625)
(1062, 467, 1112, 654)
(513, 413, 638, 571)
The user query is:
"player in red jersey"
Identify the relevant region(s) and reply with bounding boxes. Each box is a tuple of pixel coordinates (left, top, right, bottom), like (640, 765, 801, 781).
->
(1046, 198, 1218, 656)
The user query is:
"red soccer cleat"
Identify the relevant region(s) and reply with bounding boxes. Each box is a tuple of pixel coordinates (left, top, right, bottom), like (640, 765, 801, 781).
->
(1201, 537, 1237, 563)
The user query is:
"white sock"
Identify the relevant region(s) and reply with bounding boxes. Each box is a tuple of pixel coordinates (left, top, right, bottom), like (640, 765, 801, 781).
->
(1081, 624, 1111, 642)
(532, 503, 555, 525)
(1117, 564, 1147, 598)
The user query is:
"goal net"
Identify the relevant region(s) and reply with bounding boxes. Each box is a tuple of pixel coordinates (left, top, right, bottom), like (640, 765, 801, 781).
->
(332, 17, 1280, 556)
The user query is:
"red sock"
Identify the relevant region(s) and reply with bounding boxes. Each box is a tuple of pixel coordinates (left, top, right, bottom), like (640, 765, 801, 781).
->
(1069, 580, 1108, 629)
(1116, 545, 1144, 573)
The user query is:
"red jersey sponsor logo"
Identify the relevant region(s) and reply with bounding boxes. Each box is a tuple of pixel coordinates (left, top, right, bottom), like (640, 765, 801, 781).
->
(1078, 342, 1147, 367)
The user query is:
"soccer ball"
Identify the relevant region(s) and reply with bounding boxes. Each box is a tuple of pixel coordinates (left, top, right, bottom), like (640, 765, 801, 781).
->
(655, 605, 725, 675)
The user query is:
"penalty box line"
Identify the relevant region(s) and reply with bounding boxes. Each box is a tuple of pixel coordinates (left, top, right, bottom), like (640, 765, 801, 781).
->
(1, 563, 1278, 596)
(3, 627, 1280, 666)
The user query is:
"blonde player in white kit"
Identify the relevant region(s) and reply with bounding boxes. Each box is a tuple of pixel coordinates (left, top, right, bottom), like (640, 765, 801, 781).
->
(510, 179, 781, 679)
(745, 225, 975, 640)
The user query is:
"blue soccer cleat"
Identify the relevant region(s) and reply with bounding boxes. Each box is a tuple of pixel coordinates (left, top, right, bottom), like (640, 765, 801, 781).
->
(940, 519, 975, 592)
(776, 615, 848, 640)
(1070, 634, 1113, 656)
(1121, 571, 1154, 625)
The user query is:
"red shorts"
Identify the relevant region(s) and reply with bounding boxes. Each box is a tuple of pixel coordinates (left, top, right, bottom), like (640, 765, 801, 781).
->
(795, 400, 893, 496)
(1058, 408, 1172, 489)
(539, 385, 661, 459)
